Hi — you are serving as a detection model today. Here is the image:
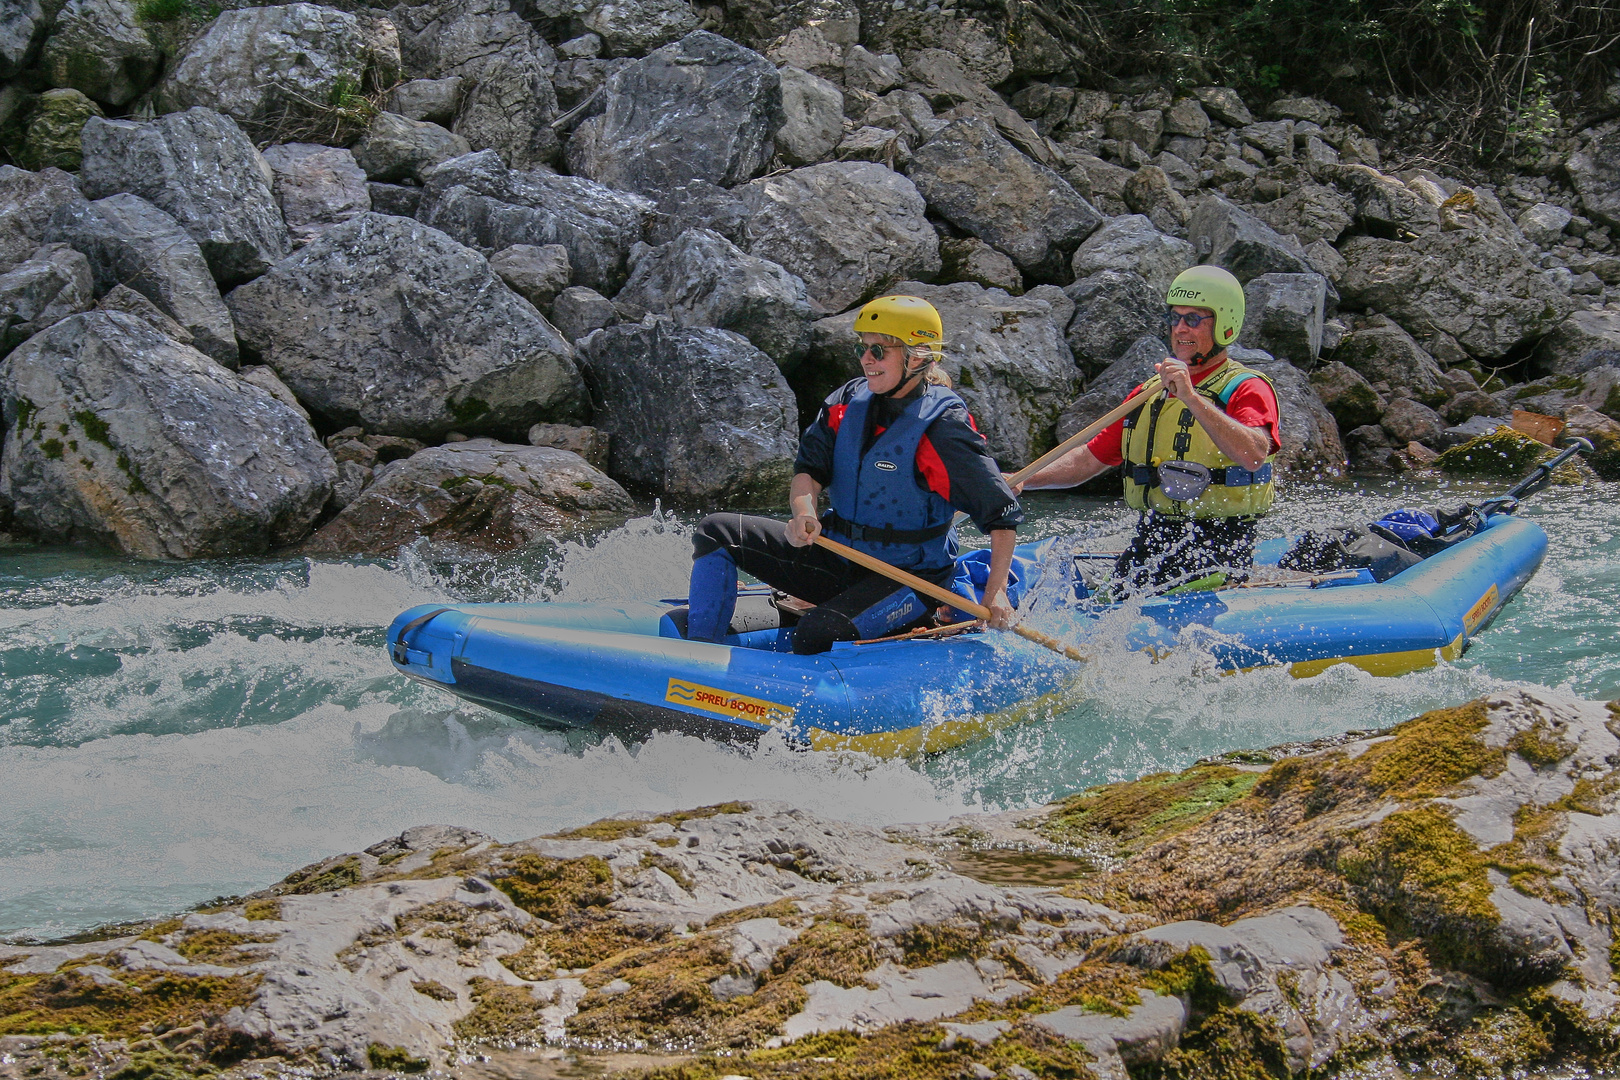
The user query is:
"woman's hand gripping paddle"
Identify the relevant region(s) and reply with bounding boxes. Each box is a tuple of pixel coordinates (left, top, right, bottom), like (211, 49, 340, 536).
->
(812, 534, 1089, 662)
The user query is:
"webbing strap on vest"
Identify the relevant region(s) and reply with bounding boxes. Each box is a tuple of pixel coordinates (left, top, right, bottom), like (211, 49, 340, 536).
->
(823, 513, 953, 545)
(1129, 462, 1273, 488)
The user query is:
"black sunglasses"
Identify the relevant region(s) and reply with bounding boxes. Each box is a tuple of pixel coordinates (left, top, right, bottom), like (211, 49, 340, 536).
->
(1164, 311, 1214, 329)
(855, 343, 902, 361)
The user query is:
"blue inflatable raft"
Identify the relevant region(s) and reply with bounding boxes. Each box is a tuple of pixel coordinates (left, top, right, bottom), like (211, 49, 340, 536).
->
(385, 511, 1548, 756)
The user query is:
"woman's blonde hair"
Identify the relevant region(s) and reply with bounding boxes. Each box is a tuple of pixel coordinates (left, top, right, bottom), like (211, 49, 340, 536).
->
(869, 333, 951, 388)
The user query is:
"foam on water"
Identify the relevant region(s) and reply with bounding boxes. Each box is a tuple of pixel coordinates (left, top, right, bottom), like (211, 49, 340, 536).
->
(2, 485, 1617, 940)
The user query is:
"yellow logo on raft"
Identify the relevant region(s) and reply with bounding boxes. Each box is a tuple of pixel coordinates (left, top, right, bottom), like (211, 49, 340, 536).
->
(1463, 583, 1499, 635)
(665, 679, 795, 728)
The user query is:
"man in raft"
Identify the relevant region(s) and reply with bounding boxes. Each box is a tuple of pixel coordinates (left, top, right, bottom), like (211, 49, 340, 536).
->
(685, 295, 1023, 654)
(1018, 265, 1282, 590)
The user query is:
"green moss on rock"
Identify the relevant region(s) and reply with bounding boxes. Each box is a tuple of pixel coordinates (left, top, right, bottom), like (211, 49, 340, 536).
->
(1041, 764, 1260, 857)
(1434, 429, 1553, 478)
(366, 1042, 429, 1072)
(495, 853, 614, 921)
(0, 966, 259, 1038)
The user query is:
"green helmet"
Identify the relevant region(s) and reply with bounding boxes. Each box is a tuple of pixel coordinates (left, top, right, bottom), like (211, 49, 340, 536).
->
(1166, 266, 1245, 351)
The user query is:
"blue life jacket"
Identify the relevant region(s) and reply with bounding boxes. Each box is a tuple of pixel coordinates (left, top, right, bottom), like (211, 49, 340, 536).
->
(826, 382, 960, 573)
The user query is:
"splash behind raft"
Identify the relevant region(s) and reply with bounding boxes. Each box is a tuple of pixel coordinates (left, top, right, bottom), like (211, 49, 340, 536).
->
(386, 513, 1546, 756)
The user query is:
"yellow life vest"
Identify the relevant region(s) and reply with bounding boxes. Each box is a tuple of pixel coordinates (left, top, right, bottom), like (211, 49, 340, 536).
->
(1120, 359, 1277, 519)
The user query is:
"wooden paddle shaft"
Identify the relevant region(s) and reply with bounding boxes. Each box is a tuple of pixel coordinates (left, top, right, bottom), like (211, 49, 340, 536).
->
(812, 534, 1088, 662)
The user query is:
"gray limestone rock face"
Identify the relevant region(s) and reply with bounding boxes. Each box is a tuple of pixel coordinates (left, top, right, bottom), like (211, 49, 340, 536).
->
(1188, 195, 1319, 284)
(1249, 180, 1355, 247)
(613, 229, 816, 371)
(1162, 98, 1210, 138)
(549, 285, 617, 343)
(384, 77, 463, 125)
(809, 280, 1079, 468)
(1328, 315, 1447, 406)
(738, 161, 940, 314)
(776, 65, 843, 168)
(366, 182, 419, 218)
(38, 0, 159, 107)
(1533, 310, 1620, 377)
(226, 213, 586, 441)
(1516, 202, 1572, 248)
(580, 0, 698, 57)
(1240, 273, 1326, 363)
(1193, 86, 1252, 126)
(414, 150, 653, 294)
(1328, 163, 1440, 237)
(1567, 121, 1620, 229)
(575, 316, 797, 505)
(567, 31, 782, 197)
(1337, 232, 1575, 361)
(1070, 214, 1195, 297)
(1309, 361, 1384, 432)
(1442, 389, 1501, 426)
(1103, 109, 1163, 154)
(1056, 334, 1167, 445)
(239, 364, 308, 420)
(351, 111, 470, 183)
(843, 45, 902, 95)
(527, 421, 607, 469)
(0, 166, 85, 272)
(0, 243, 92, 355)
(96, 283, 191, 344)
(0, 310, 334, 558)
(1, 0, 53, 80)
(1063, 270, 1163, 378)
(389, 0, 560, 169)
(939, 237, 1022, 295)
(78, 109, 290, 288)
(1242, 352, 1345, 477)
(1122, 165, 1189, 235)
(156, 4, 386, 130)
(261, 143, 371, 245)
(302, 439, 632, 556)
(488, 243, 571, 309)
(901, 49, 1050, 167)
(907, 117, 1100, 281)
(1026, 992, 1186, 1078)
(1240, 120, 1293, 160)
(1380, 397, 1445, 446)
(46, 193, 238, 366)
(647, 179, 748, 246)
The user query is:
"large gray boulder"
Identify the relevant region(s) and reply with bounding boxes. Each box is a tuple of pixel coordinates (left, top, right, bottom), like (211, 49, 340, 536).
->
(906, 117, 1100, 281)
(0, 311, 334, 558)
(38, 0, 160, 107)
(1327, 164, 1440, 237)
(1533, 310, 1620, 377)
(1309, 361, 1384, 432)
(647, 179, 747, 245)
(1567, 121, 1620, 229)
(0, 166, 84, 272)
(612, 229, 816, 370)
(580, 0, 699, 57)
(575, 317, 797, 505)
(1188, 195, 1318, 283)
(1240, 351, 1345, 478)
(414, 150, 653, 294)
(1054, 334, 1165, 444)
(1063, 270, 1162, 377)
(302, 440, 633, 556)
(1328, 315, 1447, 406)
(1240, 273, 1326, 363)
(1248, 180, 1355, 247)
(809, 281, 1079, 468)
(261, 143, 371, 245)
(1, 0, 52, 80)
(487, 243, 570, 309)
(156, 4, 389, 131)
(1380, 397, 1445, 447)
(1070, 214, 1194, 296)
(566, 31, 782, 197)
(1337, 232, 1575, 361)
(775, 65, 843, 167)
(227, 213, 586, 441)
(0, 243, 93, 355)
(19, 89, 101, 173)
(45, 193, 238, 366)
(78, 109, 291, 287)
(351, 111, 470, 182)
(390, 0, 560, 169)
(737, 161, 940, 313)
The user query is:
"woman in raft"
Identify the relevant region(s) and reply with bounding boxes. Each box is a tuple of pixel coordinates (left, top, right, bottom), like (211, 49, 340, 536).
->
(683, 294, 1023, 654)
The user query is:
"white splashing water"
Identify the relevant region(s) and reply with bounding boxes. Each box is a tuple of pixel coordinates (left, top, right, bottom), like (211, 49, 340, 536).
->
(1, 485, 1616, 940)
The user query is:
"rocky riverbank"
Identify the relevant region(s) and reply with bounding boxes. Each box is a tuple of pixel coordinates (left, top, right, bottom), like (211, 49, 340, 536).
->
(1, 0, 1619, 557)
(3, 689, 1619, 1078)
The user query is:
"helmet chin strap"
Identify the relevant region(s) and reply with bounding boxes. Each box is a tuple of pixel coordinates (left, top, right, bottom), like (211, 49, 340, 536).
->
(876, 354, 929, 398)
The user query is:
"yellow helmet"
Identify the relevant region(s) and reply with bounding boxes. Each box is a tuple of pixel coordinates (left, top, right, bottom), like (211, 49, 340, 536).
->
(855, 295, 943, 355)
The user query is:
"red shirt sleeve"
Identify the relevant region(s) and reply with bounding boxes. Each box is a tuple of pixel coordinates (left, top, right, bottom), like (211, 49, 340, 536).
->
(1085, 383, 1148, 468)
(915, 436, 950, 501)
(1224, 377, 1283, 455)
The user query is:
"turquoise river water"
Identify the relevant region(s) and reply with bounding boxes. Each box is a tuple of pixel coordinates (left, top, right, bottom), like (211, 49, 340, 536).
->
(1, 476, 1616, 942)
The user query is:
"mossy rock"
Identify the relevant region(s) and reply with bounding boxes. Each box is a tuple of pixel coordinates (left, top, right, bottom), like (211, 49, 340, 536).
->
(22, 89, 103, 172)
(1040, 764, 1260, 858)
(1433, 428, 1551, 478)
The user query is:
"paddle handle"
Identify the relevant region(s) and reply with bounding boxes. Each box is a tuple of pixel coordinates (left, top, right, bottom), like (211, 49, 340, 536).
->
(812, 535, 1088, 663)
